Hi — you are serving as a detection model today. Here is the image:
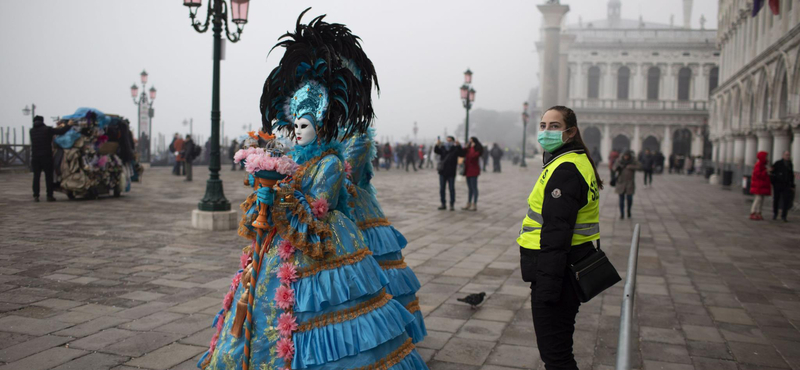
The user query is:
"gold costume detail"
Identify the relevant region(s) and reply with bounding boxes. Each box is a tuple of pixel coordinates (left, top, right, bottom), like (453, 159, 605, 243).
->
(296, 289, 392, 332)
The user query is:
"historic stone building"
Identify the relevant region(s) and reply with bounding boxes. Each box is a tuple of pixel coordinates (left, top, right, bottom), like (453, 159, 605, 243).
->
(709, 0, 800, 184)
(535, 0, 719, 164)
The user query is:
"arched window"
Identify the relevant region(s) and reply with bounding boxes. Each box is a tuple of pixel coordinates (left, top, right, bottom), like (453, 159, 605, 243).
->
(647, 67, 660, 100)
(617, 66, 630, 100)
(677, 67, 692, 101)
(708, 67, 719, 97)
(587, 66, 600, 99)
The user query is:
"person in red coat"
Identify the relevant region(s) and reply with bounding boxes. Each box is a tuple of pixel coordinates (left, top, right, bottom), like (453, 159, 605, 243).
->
(460, 136, 484, 211)
(749, 151, 772, 220)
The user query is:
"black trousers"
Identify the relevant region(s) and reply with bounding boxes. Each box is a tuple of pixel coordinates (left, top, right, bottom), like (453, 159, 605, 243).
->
(773, 187, 793, 220)
(439, 174, 455, 206)
(406, 158, 417, 171)
(643, 169, 653, 185)
(521, 248, 582, 370)
(32, 157, 54, 198)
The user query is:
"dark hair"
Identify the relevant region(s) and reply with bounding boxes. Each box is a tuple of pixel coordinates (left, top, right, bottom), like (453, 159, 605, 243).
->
(446, 136, 455, 141)
(470, 136, 484, 155)
(544, 105, 604, 190)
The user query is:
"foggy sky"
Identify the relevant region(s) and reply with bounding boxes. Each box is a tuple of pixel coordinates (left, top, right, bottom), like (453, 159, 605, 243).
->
(0, 0, 717, 146)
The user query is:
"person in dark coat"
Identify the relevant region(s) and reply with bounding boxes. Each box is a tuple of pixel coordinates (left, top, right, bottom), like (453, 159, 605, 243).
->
(434, 136, 461, 211)
(613, 150, 640, 219)
(481, 144, 489, 172)
(749, 151, 771, 220)
(230, 139, 239, 170)
(771, 150, 794, 221)
(382, 143, 392, 171)
(460, 137, 483, 211)
(30, 116, 72, 201)
(405, 142, 417, 172)
(641, 149, 654, 187)
(490, 143, 504, 173)
(182, 135, 196, 181)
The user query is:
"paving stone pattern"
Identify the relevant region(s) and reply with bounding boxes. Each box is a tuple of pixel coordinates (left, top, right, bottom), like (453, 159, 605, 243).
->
(0, 160, 799, 370)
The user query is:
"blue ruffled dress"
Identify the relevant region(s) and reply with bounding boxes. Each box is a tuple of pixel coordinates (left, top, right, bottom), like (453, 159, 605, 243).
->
(199, 141, 428, 370)
(342, 132, 427, 344)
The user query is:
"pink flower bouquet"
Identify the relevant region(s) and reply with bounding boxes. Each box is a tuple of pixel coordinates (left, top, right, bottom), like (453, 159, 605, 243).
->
(234, 148, 299, 177)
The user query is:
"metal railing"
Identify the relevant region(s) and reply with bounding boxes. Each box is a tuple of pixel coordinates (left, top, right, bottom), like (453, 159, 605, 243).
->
(616, 223, 641, 370)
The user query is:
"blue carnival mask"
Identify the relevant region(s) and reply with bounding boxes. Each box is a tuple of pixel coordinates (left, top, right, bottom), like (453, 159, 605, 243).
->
(538, 130, 565, 153)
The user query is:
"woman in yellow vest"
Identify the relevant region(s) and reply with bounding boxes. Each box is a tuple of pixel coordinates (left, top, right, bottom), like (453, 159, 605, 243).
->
(517, 106, 602, 370)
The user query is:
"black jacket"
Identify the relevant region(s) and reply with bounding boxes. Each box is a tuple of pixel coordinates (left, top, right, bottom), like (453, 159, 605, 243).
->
(434, 143, 462, 177)
(771, 159, 795, 190)
(490, 146, 504, 160)
(182, 139, 196, 163)
(30, 122, 71, 159)
(520, 142, 595, 304)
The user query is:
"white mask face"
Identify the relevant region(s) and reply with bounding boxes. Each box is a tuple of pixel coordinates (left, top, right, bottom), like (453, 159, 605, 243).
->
(293, 117, 316, 146)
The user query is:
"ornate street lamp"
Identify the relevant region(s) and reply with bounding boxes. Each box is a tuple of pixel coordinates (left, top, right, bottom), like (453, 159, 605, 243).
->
(520, 101, 530, 168)
(22, 104, 36, 124)
(460, 69, 476, 144)
(183, 0, 250, 213)
(130, 70, 156, 163)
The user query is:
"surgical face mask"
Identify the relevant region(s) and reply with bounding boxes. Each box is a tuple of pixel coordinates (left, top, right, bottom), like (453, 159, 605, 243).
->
(538, 130, 566, 153)
(444, 141, 453, 149)
(294, 116, 316, 146)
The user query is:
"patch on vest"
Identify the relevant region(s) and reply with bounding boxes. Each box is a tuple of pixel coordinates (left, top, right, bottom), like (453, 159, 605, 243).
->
(551, 188, 562, 198)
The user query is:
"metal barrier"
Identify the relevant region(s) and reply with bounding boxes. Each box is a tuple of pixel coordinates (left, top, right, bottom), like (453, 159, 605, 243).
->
(615, 223, 641, 370)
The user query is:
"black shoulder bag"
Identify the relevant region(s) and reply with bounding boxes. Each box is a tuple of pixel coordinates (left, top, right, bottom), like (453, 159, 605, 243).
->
(569, 240, 621, 303)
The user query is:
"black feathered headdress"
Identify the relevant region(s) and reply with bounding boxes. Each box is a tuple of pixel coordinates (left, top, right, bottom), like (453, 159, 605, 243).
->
(260, 8, 379, 142)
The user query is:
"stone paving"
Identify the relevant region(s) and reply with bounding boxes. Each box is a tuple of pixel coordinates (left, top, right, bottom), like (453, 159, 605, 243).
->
(0, 159, 799, 370)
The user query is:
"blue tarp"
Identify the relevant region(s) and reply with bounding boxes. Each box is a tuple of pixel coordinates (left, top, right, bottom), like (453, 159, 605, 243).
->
(54, 128, 82, 149)
(62, 107, 111, 128)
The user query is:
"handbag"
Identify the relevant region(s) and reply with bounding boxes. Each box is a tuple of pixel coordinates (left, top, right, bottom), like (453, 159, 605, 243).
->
(609, 169, 618, 187)
(569, 241, 621, 303)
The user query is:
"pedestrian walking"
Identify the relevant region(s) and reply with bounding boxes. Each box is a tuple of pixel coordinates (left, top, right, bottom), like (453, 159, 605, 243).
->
(490, 143, 504, 172)
(426, 144, 434, 168)
(518, 106, 603, 370)
(182, 134, 196, 181)
(613, 150, 640, 219)
(641, 149, 654, 186)
(229, 139, 239, 170)
(395, 143, 403, 169)
(771, 150, 795, 221)
(170, 133, 185, 176)
(749, 151, 771, 220)
(481, 144, 489, 172)
(419, 144, 425, 168)
(434, 136, 461, 211)
(668, 153, 676, 174)
(405, 142, 417, 171)
(460, 137, 483, 211)
(383, 143, 392, 170)
(30, 116, 72, 202)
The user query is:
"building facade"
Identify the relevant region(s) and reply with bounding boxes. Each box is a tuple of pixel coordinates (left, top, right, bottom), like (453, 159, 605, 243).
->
(709, 0, 800, 185)
(536, 0, 719, 165)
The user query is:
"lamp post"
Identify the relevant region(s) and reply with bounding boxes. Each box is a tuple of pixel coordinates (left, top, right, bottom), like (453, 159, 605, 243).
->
(183, 118, 194, 136)
(183, 0, 250, 212)
(130, 70, 157, 163)
(22, 104, 36, 124)
(520, 101, 530, 168)
(459, 69, 476, 144)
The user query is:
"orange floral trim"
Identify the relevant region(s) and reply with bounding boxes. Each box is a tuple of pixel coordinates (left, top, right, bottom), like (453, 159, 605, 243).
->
(346, 182, 358, 200)
(357, 217, 391, 230)
(296, 289, 392, 332)
(272, 149, 340, 260)
(237, 193, 258, 241)
(296, 248, 373, 278)
(354, 338, 415, 370)
(378, 258, 407, 270)
(405, 297, 421, 314)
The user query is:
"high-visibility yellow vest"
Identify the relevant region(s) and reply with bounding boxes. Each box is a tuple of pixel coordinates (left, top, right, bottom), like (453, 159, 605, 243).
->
(517, 151, 600, 250)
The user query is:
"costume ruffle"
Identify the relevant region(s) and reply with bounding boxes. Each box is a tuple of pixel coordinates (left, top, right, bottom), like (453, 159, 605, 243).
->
(380, 263, 422, 298)
(393, 293, 427, 344)
(359, 224, 408, 257)
(292, 296, 415, 368)
(293, 248, 388, 312)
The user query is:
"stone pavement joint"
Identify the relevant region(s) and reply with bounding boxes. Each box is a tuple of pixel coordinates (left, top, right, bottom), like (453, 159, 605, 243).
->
(1, 164, 799, 369)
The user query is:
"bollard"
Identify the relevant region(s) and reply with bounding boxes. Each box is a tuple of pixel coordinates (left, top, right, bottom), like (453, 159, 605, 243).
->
(615, 223, 641, 370)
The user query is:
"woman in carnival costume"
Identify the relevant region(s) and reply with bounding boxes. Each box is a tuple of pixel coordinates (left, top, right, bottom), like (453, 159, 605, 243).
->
(342, 129, 427, 344)
(198, 9, 428, 370)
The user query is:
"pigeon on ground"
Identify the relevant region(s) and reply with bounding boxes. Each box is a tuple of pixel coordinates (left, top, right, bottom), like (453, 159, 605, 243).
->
(457, 292, 486, 309)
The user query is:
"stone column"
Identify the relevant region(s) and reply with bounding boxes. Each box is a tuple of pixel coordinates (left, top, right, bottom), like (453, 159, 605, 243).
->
(711, 139, 719, 168)
(792, 127, 800, 174)
(557, 34, 576, 105)
(601, 124, 612, 163)
(632, 124, 642, 154)
(756, 129, 773, 160)
(662, 125, 673, 159)
(537, 3, 570, 110)
(719, 137, 729, 169)
(744, 134, 757, 167)
(605, 63, 617, 100)
(772, 128, 791, 163)
(733, 135, 745, 167)
(691, 127, 704, 157)
(725, 136, 735, 167)
(630, 64, 641, 100)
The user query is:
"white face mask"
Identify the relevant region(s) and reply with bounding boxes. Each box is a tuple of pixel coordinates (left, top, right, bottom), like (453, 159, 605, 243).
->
(293, 117, 316, 146)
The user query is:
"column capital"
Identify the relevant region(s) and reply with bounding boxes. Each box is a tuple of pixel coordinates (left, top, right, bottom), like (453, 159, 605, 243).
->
(537, 3, 570, 28)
